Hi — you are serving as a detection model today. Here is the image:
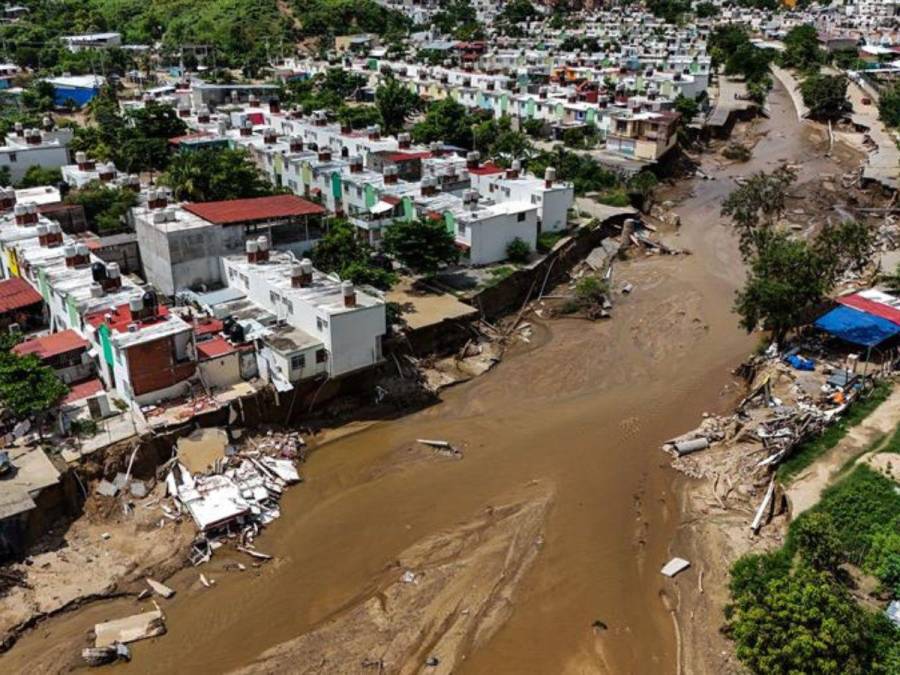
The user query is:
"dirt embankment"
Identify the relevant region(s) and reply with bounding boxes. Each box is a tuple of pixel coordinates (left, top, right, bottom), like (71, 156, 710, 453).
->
(0, 482, 193, 652)
(233, 486, 553, 674)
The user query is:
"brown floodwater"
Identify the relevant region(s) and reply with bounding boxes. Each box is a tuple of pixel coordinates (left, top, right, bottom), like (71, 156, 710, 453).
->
(2, 79, 841, 674)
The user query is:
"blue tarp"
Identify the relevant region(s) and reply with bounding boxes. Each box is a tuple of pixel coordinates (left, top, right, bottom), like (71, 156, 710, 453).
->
(814, 305, 900, 347)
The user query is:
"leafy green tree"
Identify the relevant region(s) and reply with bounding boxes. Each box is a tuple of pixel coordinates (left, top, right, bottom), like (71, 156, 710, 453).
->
(734, 231, 829, 341)
(793, 512, 845, 573)
(375, 75, 421, 135)
(695, 1, 719, 17)
(17, 165, 62, 188)
(383, 219, 459, 275)
(499, 0, 538, 23)
(782, 24, 825, 73)
(65, 181, 138, 232)
(877, 82, 900, 128)
(726, 43, 773, 83)
(709, 25, 752, 68)
(674, 94, 700, 123)
(0, 352, 68, 420)
(412, 98, 476, 149)
(432, 0, 481, 39)
(21, 80, 55, 112)
(800, 74, 850, 122)
(310, 220, 394, 289)
(337, 104, 382, 130)
(813, 219, 875, 280)
(721, 165, 797, 258)
(528, 147, 619, 196)
(728, 561, 887, 675)
(160, 148, 273, 202)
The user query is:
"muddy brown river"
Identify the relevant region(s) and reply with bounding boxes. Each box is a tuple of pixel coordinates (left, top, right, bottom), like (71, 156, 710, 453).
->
(2, 79, 848, 674)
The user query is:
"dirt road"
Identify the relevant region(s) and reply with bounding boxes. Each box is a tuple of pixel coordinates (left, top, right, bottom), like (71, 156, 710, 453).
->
(0, 79, 841, 675)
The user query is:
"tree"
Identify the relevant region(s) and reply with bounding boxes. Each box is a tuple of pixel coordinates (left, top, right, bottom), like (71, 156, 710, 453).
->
(17, 165, 61, 188)
(801, 74, 850, 122)
(159, 148, 273, 202)
(412, 98, 476, 149)
(726, 43, 774, 83)
(727, 560, 887, 675)
(674, 94, 700, 124)
(877, 82, 900, 128)
(382, 219, 459, 275)
(337, 104, 382, 130)
(65, 181, 138, 232)
(782, 24, 825, 73)
(813, 219, 875, 280)
(721, 165, 797, 258)
(733, 231, 829, 342)
(0, 352, 68, 420)
(375, 74, 421, 135)
(499, 0, 538, 23)
(695, 1, 719, 17)
(310, 220, 395, 290)
(792, 512, 845, 573)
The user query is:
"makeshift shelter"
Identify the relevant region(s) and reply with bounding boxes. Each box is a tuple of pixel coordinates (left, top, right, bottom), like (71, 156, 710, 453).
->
(814, 305, 900, 348)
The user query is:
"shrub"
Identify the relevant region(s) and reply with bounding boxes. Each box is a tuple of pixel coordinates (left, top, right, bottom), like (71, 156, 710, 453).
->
(506, 237, 531, 263)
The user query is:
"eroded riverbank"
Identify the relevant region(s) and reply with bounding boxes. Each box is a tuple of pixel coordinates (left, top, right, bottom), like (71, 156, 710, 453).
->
(1, 77, 849, 675)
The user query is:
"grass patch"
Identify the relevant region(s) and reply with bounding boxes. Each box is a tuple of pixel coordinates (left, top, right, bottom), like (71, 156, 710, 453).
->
(537, 230, 565, 253)
(777, 380, 893, 482)
(596, 188, 631, 207)
(787, 464, 900, 565)
(483, 266, 515, 288)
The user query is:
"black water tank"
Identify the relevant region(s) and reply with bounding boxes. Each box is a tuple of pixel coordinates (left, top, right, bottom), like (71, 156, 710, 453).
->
(142, 290, 158, 311)
(229, 322, 245, 343)
(91, 262, 107, 281)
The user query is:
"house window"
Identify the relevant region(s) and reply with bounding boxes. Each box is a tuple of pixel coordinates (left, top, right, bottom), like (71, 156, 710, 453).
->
(8, 152, 16, 162)
(316, 348, 328, 363)
(517, 212, 526, 222)
(290, 354, 305, 370)
(284, 299, 293, 314)
(316, 317, 328, 331)
(269, 291, 280, 304)
(239, 273, 249, 287)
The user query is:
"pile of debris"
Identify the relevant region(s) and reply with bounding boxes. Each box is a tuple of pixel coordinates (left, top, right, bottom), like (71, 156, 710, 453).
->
(158, 428, 304, 565)
(664, 340, 886, 533)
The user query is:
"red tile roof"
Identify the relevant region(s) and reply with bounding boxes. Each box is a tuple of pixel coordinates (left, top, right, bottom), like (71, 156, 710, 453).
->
(387, 151, 432, 162)
(62, 378, 104, 404)
(197, 336, 235, 360)
(183, 195, 325, 225)
(168, 131, 213, 146)
(13, 329, 89, 360)
(85, 303, 171, 334)
(0, 277, 42, 314)
(468, 163, 504, 175)
(194, 318, 224, 337)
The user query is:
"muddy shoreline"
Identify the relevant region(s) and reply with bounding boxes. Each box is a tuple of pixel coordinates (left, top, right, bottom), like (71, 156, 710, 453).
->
(0, 77, 871, 674)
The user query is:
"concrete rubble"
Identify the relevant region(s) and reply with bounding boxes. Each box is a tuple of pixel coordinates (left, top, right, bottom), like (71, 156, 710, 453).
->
(160, 428, 305, 564)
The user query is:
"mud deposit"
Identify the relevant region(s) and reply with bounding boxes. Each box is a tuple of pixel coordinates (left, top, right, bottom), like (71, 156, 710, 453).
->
(0, 78, 848, 675)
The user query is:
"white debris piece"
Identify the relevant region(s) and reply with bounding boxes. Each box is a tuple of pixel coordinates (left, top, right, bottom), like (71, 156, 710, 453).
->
(94, 609, 166, 647)
(661, 557, 691, 578)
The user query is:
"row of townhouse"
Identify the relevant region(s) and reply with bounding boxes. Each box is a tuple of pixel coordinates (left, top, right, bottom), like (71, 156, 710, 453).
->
(167, 99, 574, 264)
(0, 186, 389, 408)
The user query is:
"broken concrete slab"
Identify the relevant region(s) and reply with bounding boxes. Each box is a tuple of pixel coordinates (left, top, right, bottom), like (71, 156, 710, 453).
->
(96, 480, 118, 498)
(94, 609, 166, 647)
(145, 578, 175, 599)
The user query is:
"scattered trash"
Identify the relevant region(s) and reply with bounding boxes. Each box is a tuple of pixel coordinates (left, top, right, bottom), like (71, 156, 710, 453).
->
(199, 573, 213, 588)
(622, 283, 634, 294)
(400, 570, 417, 584)
(417, 439, 463, 458)
(426, 656, 440, 667)
(96, 480, 118, 498)
(661, 557, 691, 578)
(673, 438, 709, 457)
(591, 619, 608, 631)
(82, 643, 131, 667)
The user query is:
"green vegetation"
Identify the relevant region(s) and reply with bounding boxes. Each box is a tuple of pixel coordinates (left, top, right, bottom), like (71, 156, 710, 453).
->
(709, 25, 774, 103)
(727, 463, 900, 674)
(159, 147, 274, 202)
(562, 276, 610, 314)
(284, 69, 367, 116)
(527, 148, 620, 196)
(382, 218, 459, 276)
(777, 380, 893, 481)
(72, 91, 187, 174)
(781, 24, 826, 73)
(17, 165, 62, 188)
(310, 220, 395, 290)
(800, 73, 850, 122)
(413, 98, 480, 149)
(561, 124, 599, 150)
(432, 0, 482, 40)
(725, 167, 876, 341)
(646, 0, 691, 24)
(537, 230, 565, 254)
(65, 181, 138, 232)
(0, 335, 68, 423)
(674, 94, 700, 124)
(505, 237, 531, 263)
(694, 1, 719, 17)
(298, 0, 411, 40)
(597, 188, 631, 207)
(375, 75, 421, 135)
(878, 82, 900, 129)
